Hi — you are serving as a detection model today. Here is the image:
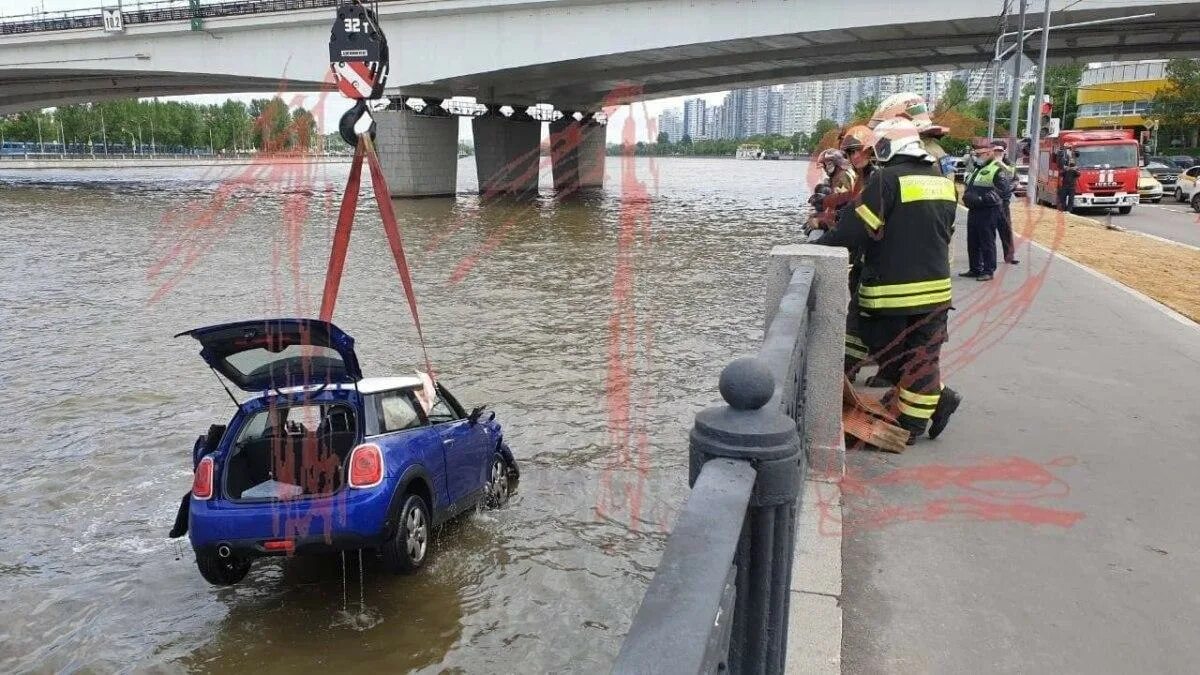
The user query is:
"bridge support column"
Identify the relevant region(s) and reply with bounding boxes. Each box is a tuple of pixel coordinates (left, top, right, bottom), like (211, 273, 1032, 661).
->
(374, 102, 458, 198)
(549, 112, 606, 192)
(472, 107, 541, 198)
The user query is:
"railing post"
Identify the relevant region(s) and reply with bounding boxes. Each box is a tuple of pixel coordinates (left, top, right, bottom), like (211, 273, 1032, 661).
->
(690, 357, 805, 675)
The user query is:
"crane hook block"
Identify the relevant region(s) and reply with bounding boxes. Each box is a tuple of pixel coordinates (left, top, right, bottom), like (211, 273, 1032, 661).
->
(329, 0, 389, 101)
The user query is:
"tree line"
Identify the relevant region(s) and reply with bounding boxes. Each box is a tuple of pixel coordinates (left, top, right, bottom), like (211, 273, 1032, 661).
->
(0, 97, 320, 153)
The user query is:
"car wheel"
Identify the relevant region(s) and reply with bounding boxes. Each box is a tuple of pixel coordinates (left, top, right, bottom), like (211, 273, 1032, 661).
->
(381, 494, 429, 575)
(196, 550, 251, 586)
(1191, 193, 1200, 213)
(485, 454, 511, 508)
(1176, 188, 1185, 202)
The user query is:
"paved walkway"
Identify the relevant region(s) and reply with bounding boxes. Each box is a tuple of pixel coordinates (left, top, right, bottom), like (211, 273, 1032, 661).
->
(841, 209, 1200, 673)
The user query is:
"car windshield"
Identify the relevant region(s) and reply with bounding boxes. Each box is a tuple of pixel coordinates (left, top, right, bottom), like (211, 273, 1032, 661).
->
(1073, 144, 1138, 169)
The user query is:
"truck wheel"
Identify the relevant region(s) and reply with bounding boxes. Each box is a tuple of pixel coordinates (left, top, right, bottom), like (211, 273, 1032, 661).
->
(196, 550, 251, 586)
(381, 494, 429, 574)
(1118, 206, 1132, 215)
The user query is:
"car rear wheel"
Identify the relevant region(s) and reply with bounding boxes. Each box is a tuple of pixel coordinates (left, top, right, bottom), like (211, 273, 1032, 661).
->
(1191, 193, 1200, 213)
(196, 550, 251, 586)
(381, 494, 429, 575)
(1176, 188, 1185, 202)
(485, 454, 511, 508)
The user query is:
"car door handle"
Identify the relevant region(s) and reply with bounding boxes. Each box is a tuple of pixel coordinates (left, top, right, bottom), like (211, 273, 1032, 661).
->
(443, 439, 453, 445)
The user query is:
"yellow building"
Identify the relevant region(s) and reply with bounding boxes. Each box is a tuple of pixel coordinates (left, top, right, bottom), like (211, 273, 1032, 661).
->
(1075, 61, 1169, 134)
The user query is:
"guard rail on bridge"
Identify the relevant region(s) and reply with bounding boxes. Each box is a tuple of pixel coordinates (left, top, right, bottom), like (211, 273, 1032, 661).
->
(0, 0, 387, 35)
(614, 245, 849, 674)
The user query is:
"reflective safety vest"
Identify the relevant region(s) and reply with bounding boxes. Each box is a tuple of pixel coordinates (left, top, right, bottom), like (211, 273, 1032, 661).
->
(966, 160, 1002, 187)
(841, 156, 957, 315)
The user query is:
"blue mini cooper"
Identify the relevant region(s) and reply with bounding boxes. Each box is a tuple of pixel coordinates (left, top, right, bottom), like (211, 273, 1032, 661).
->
(167, 318, 518, 586)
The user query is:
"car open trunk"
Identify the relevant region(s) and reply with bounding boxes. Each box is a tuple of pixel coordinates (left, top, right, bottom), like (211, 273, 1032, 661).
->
(224, 401, 359, 501)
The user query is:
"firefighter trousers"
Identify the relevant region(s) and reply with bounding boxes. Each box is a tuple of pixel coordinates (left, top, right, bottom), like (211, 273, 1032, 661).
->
(860, 308, 949, 433)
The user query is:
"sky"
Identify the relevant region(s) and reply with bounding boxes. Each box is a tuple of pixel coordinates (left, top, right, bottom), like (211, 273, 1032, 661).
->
(2, 0, 727, 144)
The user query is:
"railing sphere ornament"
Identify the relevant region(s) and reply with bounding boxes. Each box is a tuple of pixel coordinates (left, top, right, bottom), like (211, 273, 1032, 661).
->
(718, 357, 775, 411)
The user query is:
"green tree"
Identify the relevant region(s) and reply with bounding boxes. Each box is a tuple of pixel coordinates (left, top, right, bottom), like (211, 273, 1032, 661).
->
(809, 119, 838, 152)
(936, 78, 969, 114)
(852, 95, 881, 122)
(1149, 58, 1200, 148)
(656, 131, 669, 145)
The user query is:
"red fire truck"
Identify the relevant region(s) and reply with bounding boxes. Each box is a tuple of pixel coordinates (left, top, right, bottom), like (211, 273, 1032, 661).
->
(1035, 129, 1141, 214)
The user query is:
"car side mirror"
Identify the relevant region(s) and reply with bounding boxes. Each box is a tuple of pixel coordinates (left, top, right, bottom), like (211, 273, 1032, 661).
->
(469, 405, 488, 425)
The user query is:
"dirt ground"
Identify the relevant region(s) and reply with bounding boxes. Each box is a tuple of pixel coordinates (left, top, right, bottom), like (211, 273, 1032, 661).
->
(1008, 201, 1200, 322)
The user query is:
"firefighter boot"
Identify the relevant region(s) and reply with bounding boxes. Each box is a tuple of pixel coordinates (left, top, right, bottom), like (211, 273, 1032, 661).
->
(927, 386, 962, 439)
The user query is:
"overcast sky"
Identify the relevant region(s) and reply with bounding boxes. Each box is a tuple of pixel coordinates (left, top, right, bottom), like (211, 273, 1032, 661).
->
(2, 0, 729, 143)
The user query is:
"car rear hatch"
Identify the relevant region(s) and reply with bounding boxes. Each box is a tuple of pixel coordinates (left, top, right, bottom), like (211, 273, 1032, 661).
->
(177, 318, 362, 391)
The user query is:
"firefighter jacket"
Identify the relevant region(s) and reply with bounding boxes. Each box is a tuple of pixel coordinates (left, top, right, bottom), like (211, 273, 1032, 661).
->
(815, 155, 956, 316)
(962, 158, 1011, 210)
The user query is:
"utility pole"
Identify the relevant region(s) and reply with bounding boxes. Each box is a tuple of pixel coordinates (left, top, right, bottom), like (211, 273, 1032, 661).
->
(1027, 0, 1052, 203)
(150, 101, 156, 156)
(986, 0, 1010, 141)
(100, 108, 108, 156)
(1007, 0, 1028, 165)
(37, 115, 43, 154)
(58, 119, 65, 157)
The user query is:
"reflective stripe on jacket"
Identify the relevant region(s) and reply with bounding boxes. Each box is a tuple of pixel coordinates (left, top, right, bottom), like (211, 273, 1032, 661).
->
(814, 155, 957, 316)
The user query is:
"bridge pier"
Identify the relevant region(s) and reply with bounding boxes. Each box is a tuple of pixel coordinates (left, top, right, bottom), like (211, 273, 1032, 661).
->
(472, 106, 541, 198)
(374, 101, 458, 198)
(550, 113, 606, 193)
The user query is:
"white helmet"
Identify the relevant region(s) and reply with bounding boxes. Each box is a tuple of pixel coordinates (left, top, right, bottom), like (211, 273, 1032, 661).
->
(871, 118, 925, 163)
(870, 92, 948, 137)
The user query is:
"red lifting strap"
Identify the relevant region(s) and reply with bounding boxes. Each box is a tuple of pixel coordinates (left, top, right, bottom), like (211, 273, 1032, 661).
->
(320, 134, 435, 377)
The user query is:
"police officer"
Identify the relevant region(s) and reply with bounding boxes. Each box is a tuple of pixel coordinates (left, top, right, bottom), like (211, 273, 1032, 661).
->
(815, 118, 963, 445)
(990, 141, 1019, 264)
(960, 139, 1012, 282)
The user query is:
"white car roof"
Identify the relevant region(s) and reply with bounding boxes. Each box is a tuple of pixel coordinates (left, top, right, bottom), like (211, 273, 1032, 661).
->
(268, 375, 424, 396)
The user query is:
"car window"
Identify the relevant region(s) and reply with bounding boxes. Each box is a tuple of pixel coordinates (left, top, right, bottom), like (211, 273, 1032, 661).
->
(380, 390, 422, 433)
(427, 395, 458, 424)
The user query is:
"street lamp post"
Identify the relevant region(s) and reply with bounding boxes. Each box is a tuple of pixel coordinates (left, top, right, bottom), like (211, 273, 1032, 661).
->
(1007, 0, 1027, 164)
(37, 116, 44, 154)
(1026, 0, 1052, 203)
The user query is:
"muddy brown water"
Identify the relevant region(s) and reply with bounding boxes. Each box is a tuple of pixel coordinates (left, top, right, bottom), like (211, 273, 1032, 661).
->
(0, 156, 808, 673)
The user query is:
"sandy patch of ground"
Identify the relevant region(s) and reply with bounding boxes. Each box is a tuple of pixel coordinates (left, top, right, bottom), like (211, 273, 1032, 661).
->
(1009, 202, 1200, 322)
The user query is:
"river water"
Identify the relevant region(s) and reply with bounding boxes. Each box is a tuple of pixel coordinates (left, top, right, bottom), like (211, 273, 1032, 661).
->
(0, 155, 809, 673)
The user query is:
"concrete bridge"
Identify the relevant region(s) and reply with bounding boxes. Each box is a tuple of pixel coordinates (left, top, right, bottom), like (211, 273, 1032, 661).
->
(4, 0, 1200, 195)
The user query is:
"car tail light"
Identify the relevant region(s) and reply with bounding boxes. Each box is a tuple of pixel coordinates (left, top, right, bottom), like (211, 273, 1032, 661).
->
(193, 456, 214, 500)
(263, 539, 295, 553)
(348, 444, 384, 488)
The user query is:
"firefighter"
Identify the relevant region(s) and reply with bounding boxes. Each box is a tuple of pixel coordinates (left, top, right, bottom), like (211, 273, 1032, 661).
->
(814, 118, 963, 445)
(960, 139, 1012, 282)
(825, 126, 876, 379)
(992, 141, 1019, 264)
(806, 149, 856, 232)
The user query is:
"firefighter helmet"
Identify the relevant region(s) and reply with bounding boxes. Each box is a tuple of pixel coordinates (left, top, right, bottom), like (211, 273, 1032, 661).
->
(871, 118, 924, 163)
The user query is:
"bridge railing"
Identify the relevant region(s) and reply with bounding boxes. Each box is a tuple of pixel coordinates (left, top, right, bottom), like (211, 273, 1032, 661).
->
(0, 0, 391, 35)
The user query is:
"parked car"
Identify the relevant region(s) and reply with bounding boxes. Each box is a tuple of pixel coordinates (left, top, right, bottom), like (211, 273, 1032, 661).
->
(1169, 155, 1196, 169)
(169, 318, 519, 586)
(953, 157, 968, 183)
(1013, 164, 1029, 197)
(1137, 168, 1163, 203)
(1173, 166, 1200, 204)
(1144, 162, 1179, 188)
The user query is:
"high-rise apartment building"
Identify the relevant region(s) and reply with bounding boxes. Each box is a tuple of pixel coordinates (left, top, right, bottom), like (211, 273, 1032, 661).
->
(780, 81, 824, 135)
(767, 89, 784, 135)
(658, 108, 682, 142)
(682, 97, 706, 140)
